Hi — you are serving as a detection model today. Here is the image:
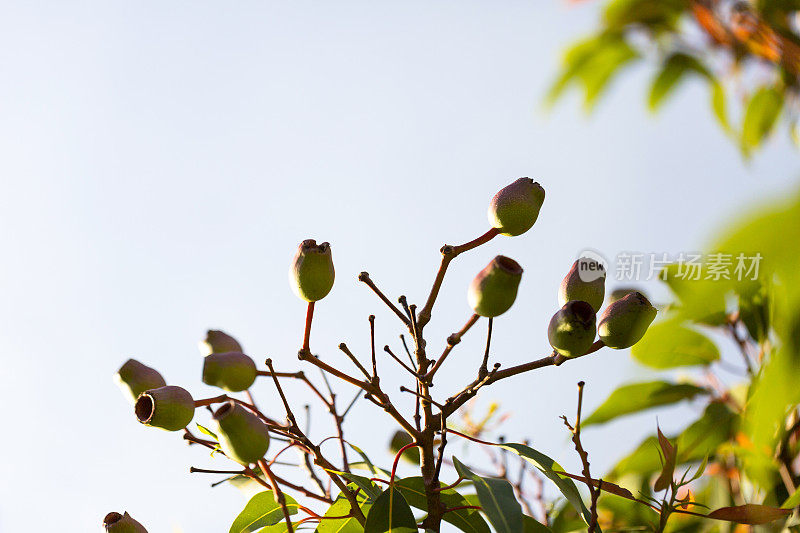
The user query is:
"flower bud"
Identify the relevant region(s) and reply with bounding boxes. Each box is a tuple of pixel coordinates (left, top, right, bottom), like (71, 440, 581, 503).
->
(200, 329, 243, 355)
(598, 291, 657, 349)
(548, 301, 597, 357)
(115, 359, 166, 404)
(468, 256, 523, 317)
(202, 351, 257, 392)
(135, 386, 195, 432)
(558, 259, 605, 312)
(487, 178, 545, 236)
(104, 512, 147, 533)
(289, 239, 335, 302)
(212, 401, 271, 464)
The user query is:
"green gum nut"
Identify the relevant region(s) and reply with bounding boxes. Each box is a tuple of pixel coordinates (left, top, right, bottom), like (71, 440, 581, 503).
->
(487, 178, 545, 236)
(289, 239, 335, 302)
(200, 329, 243, 355)
(213, 400, 271, 465)
(202, 351, 257, 392)
(468, 255, 523, 317)
(548, 301, 597, 357)
(115, 359, 166, 404)
(135, 386, 195, 432)
(104, 512, 148, 533)
(598, 291, 658, 349)
(559, 259, 606, 312)
(609, 287, 641, 304)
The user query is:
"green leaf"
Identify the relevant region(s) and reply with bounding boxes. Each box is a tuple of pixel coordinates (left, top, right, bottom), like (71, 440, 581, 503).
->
(602, 0, 684, 32)
(631, 319, 719, 368)
(612, 402, 737, 477)
(347, 442, 388, 476)
(230, 491, 299, 533)
(196, 423, 218, 440)
(711, 80, 731, 133)
(648, 53, 710, 111)
(494, 444, 592, 525)
(452, 457, 523, 533)
(363, 486, 416, 533)
(548, 33, 638, 111)
(327, 471, 382, 502)
(316, 484, 372, 533)
(522, 515, 553, 532)
(742, 86, 784, 152)
(781, 485, 800, 509)
(583, 381, 708, 426)
(395, 477, 490, 533)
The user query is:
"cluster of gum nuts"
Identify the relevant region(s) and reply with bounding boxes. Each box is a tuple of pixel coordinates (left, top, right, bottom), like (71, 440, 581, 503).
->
(104, 178, 656, 532)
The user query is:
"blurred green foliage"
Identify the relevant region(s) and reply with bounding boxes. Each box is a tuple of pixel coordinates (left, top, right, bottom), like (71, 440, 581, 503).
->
(550, 0, 800, 155)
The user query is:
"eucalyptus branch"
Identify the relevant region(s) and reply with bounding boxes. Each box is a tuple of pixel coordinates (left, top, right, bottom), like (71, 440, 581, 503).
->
(417, 227, 499, 328)
(562, 381, 600, 533)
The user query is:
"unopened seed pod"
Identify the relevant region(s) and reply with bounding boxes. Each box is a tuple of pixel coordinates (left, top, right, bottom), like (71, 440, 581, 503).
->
(115, 359, 166, 404)
(135, 386, 195, 432)
(559, 259, 605, 312)
(202, 352, 257, 392)
(488, 178, 545, 236)
(468, 256, 523, 317)
(609, 287, 640, 304)
(598, 291, 657, 349)
(213, 401, 270, 464)
(104, 512, 147, 533)
(200, 329, 243, 355)
(289, 239, 335, 302)
(548, 301, 597, 357)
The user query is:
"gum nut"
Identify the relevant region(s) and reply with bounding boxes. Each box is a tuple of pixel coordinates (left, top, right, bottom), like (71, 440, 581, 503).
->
(290, 239, 335, 302)
(598, 291, 657, 349)
(202, 352, 257, 392)
(200, 329, 243, 355)
(213, 401, 271, 465)
(609, 287, 642, 304)
(558, 258, 606, 312)
(135, 386, 195, 432)
(548, 300, 597, 357)
(487, 178, 545, 236)
(468, 256, 523, 317)
(104, 512, 147, 533)
(115, 359, 166, 404)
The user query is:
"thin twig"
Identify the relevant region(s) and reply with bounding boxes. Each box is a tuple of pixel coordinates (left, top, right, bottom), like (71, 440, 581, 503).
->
(385, 346, 419, 377)
(358, 272, 410, 327)
(424, 313, 480, 381)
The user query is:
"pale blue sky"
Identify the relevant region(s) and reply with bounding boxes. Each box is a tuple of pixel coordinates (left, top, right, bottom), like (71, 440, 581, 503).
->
(0, 1, 797, 531)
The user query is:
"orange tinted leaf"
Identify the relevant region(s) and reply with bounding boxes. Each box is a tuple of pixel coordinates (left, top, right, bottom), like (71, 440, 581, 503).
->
(654, 427, 676, 491)
(707, 504, 790, 524)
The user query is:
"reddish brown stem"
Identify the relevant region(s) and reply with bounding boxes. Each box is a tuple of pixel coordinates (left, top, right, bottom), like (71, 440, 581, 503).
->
(303, 301, 315, 352)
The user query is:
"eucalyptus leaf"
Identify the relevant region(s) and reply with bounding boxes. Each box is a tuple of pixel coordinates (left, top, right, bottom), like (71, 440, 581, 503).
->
(363, 486, 416, 533)
(631, 319, 719, 368)
(583, 381, 708, 426)
(229, 491, 299, 533)
(452, 457, 523, 533)
(497, 443, 592, 525)
(395, 476, 490, 533)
